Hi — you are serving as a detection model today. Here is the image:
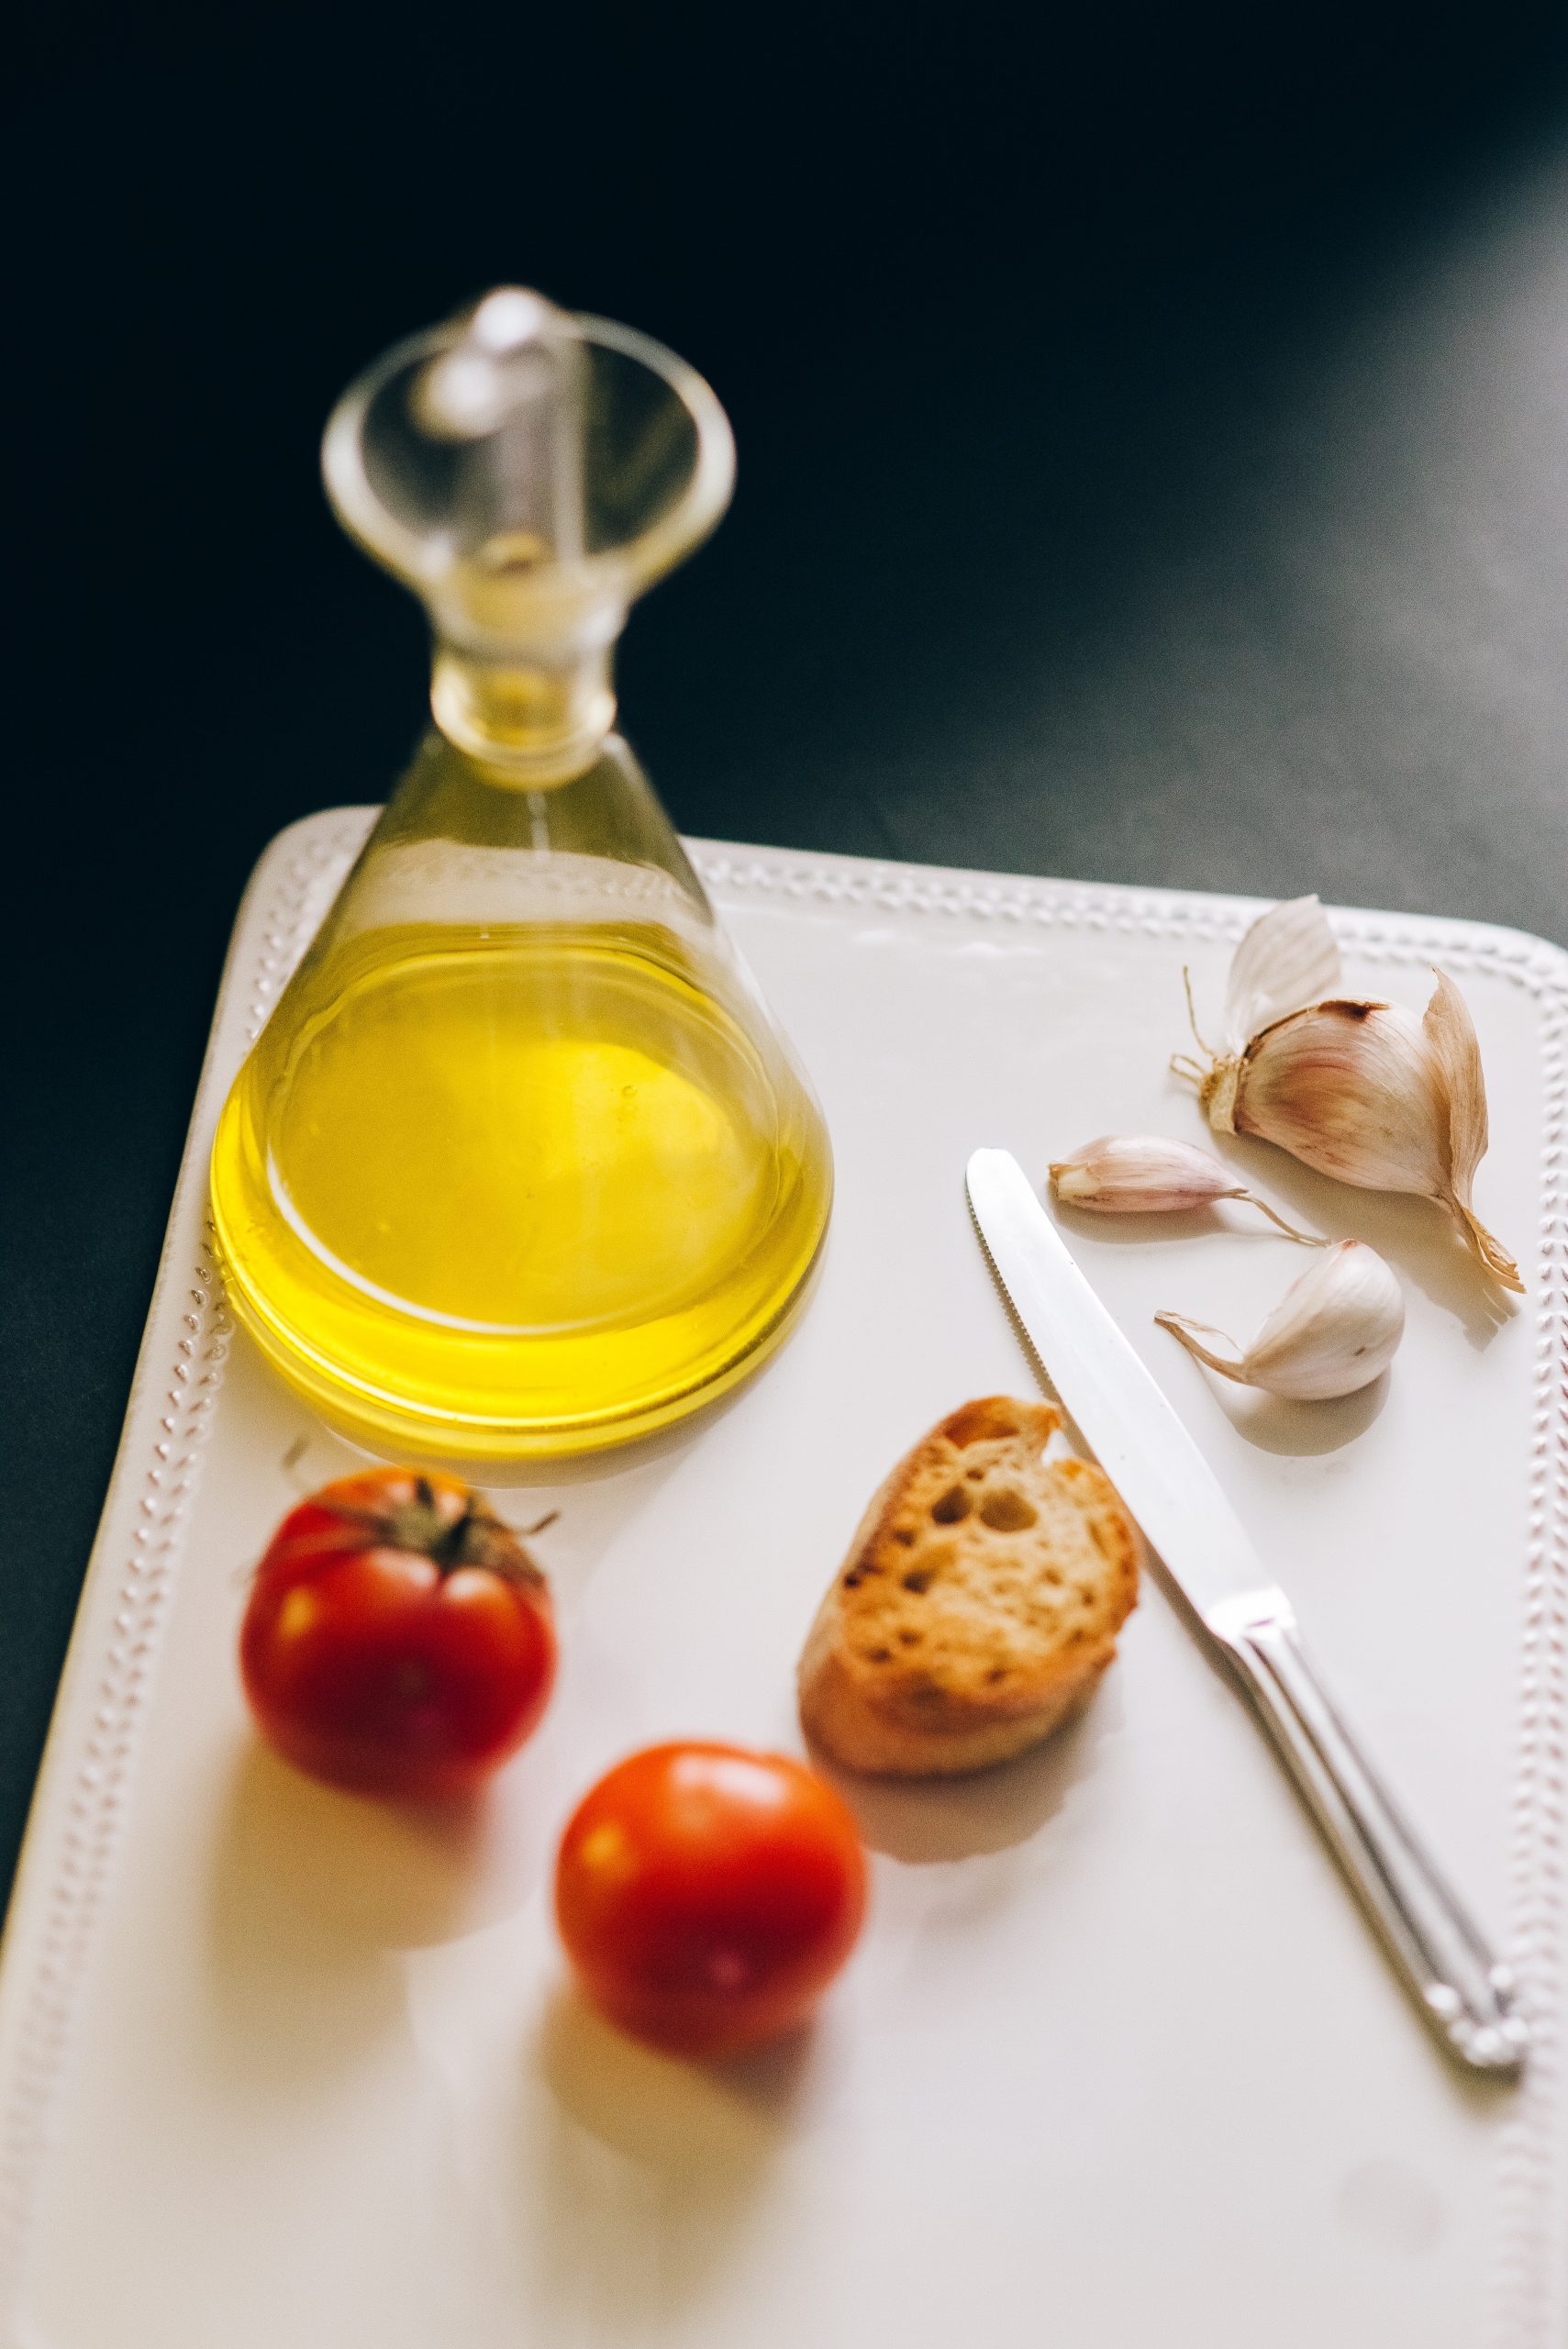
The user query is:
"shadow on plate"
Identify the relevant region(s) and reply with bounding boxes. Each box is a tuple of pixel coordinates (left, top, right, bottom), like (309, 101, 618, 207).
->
(809, 1675, 1123, 1864)
(204, 1742, 494, 2082)
(1205, 1136, 1519, 1349)
(1056, 1143, 1518, 1351)
(520, 1985, 806, 2329)
(1193, 1364, 1391, 1456)
(1050, 1199, 1305, 1251)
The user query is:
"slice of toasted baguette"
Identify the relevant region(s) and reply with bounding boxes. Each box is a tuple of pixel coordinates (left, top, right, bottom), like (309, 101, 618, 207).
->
(797, 1396, 1139, 1776)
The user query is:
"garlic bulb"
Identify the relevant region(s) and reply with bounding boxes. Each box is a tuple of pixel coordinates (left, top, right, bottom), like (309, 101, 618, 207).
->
(1174, 896, 1521, 1293)
(1156, 1239, 1405, 1401)
(1049, 1135, 1317, 1241)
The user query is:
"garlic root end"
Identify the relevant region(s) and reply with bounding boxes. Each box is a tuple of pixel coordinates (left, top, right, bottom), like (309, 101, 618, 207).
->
(1451, 1198, 1524, 1294)
(1153, 1311, 1250, 1384)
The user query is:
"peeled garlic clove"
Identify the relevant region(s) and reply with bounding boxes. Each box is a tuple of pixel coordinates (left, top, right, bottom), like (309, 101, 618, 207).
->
(1049, 1135, 1318, 1241)
(1156, 1239, 1405, 1401)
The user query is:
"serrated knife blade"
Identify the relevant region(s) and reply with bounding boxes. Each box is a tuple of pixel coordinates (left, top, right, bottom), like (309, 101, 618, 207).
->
(966, 1146, 1527, 2078)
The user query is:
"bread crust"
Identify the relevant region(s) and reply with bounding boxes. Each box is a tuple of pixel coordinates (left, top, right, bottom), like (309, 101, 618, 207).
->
(798, 1397, 1139, 1776)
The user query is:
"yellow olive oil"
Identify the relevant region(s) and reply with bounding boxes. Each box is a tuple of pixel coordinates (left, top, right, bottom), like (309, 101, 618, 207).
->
(210, 919, 832, 1457)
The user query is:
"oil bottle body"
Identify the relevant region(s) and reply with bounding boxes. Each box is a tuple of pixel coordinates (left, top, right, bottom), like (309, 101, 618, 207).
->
(210, 739, 832, 1457)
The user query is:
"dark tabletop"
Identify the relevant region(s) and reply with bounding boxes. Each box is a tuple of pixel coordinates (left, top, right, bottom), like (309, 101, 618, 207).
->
(6, 1, 1568, 1908)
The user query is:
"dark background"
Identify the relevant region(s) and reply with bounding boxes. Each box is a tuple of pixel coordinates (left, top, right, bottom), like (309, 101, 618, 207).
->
(6, 1, 1568, 1906)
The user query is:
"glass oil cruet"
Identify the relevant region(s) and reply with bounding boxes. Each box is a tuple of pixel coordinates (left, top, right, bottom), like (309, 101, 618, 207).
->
(210, 288, 833, 1459)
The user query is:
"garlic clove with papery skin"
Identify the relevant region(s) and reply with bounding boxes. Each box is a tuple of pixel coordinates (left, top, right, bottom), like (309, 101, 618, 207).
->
(1156, 1239, 1405, 1402)
(1049, 1136, 1318, 1241)
(1213, 999, 1441, 1193)
(1176, 897, 1522, 1294)
(1223, 894, 1344, 1050)
(1421, 969, 1518, 1291)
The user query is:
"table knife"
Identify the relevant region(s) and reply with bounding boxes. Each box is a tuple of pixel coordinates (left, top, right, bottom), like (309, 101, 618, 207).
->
(966, 1146, 1527, 2078)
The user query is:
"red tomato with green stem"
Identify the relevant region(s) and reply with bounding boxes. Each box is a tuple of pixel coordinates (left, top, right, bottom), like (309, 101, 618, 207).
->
(556, 1742, 868, 2057)
(240, 1468, 556, 1800)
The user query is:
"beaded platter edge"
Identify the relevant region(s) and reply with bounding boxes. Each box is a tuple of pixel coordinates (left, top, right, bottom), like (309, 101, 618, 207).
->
(0, 807, 1561, 2346)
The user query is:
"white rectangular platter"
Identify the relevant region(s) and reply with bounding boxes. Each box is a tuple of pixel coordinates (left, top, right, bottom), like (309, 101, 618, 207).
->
(3, 811, 1566, 2349)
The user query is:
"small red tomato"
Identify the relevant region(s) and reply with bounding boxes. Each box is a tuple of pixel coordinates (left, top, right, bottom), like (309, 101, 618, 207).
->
(240, 1467, 556, 1800)
(555, 1742, 867, 2058)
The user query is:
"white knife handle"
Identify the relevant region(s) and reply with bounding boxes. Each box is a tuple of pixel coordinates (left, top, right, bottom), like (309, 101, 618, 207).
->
(1211, 1595, 1527, 2076)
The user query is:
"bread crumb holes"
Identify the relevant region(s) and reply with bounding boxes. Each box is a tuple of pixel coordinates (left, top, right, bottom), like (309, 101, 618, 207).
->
(979, 1488, 1038, 1532)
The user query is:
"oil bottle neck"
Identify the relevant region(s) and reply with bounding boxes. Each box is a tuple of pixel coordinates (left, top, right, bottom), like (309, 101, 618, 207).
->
(428, 641, 617, 784)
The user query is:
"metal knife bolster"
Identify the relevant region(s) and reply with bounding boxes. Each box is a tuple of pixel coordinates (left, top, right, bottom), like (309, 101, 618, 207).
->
(965, 1148, 1528, 2079)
